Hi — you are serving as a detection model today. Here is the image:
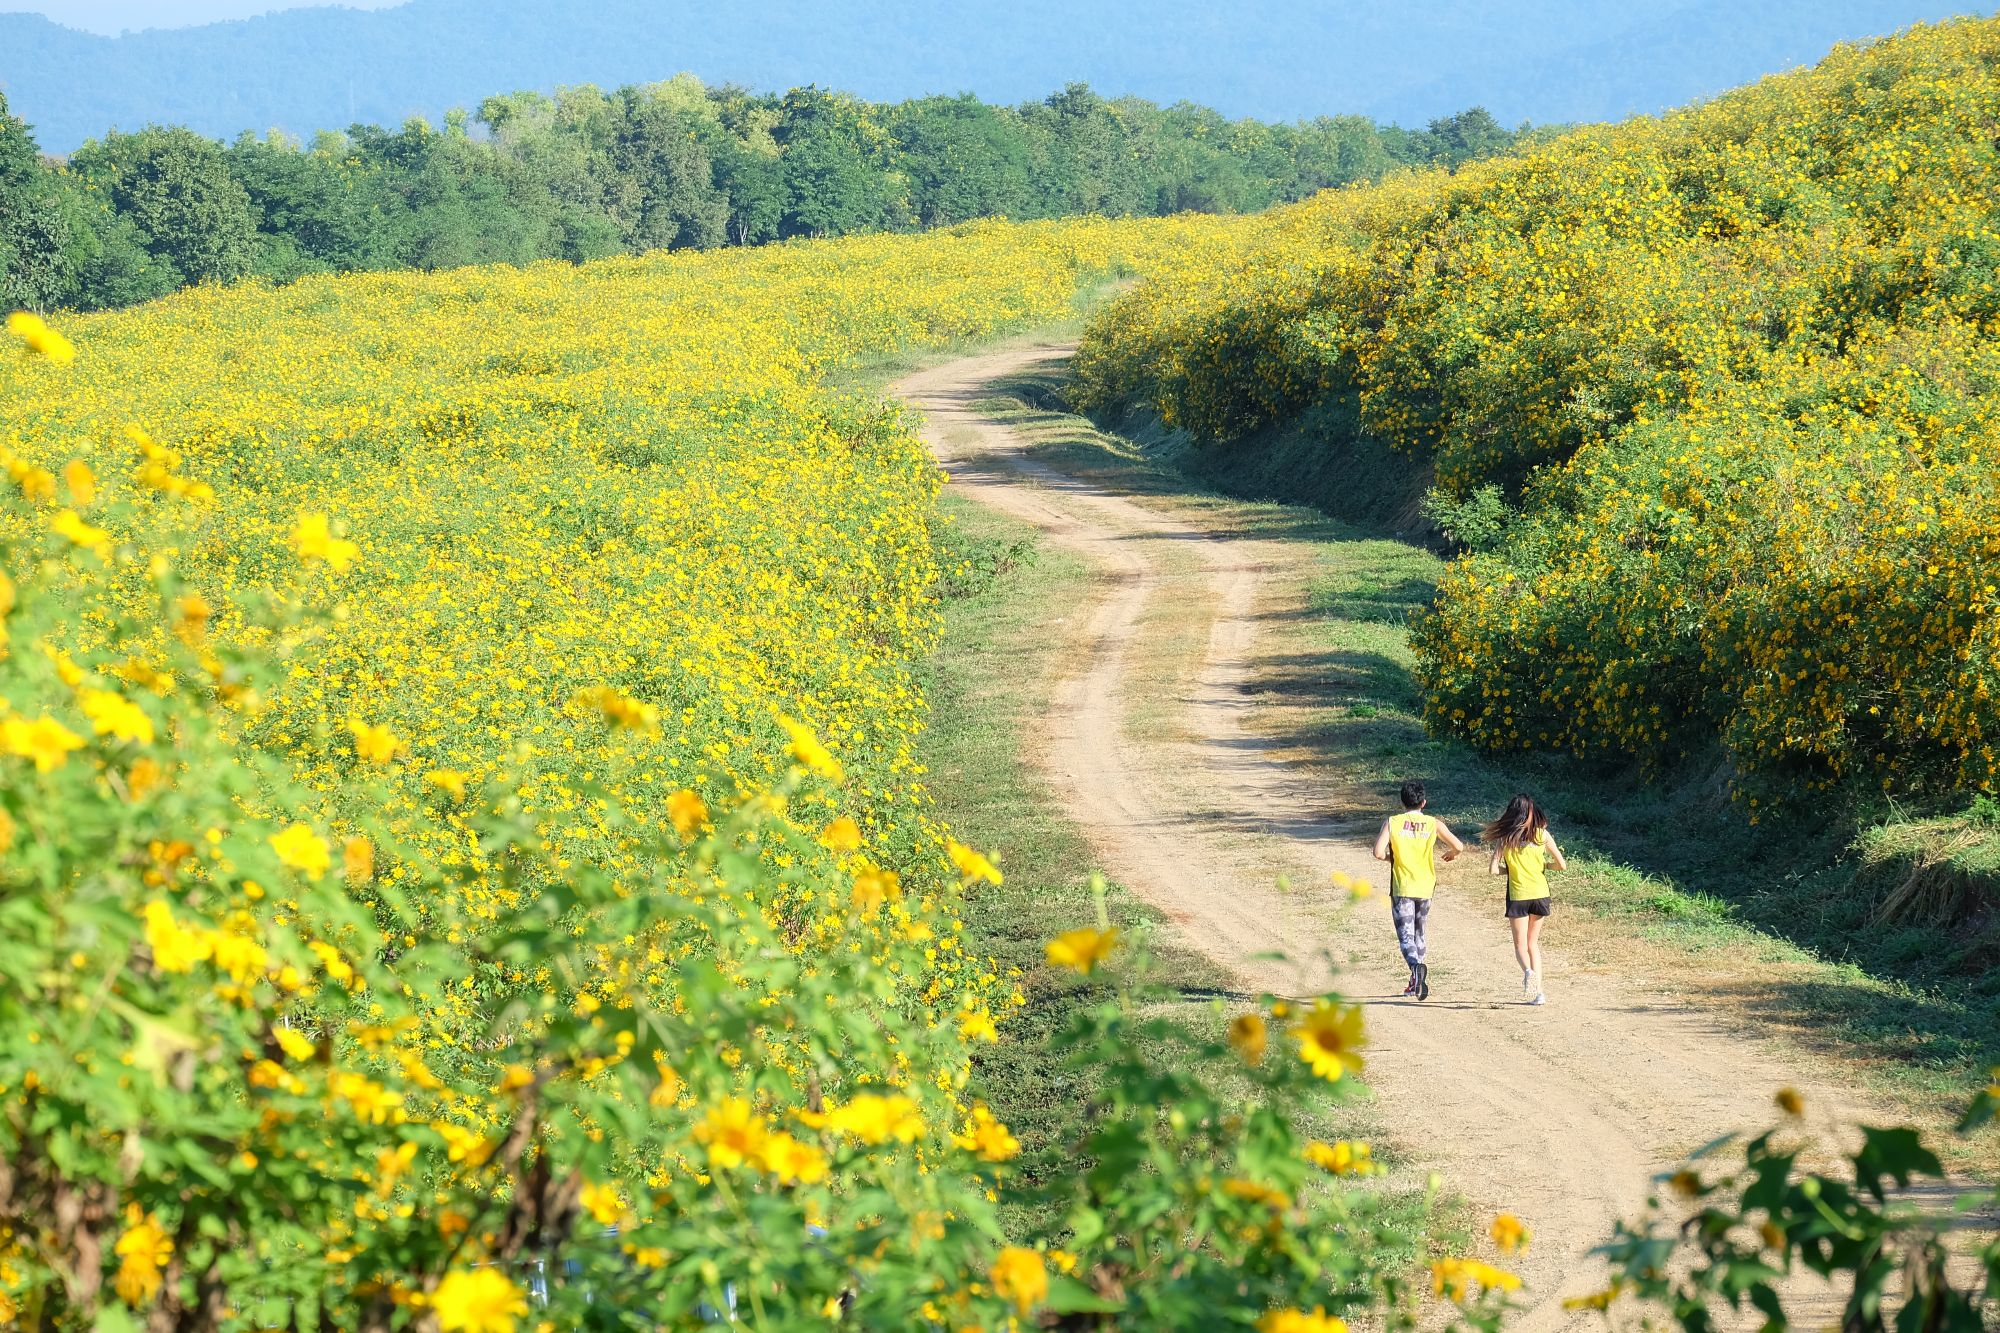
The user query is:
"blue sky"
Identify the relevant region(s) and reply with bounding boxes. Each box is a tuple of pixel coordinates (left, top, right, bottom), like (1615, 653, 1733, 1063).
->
(19, 0, 396, 33)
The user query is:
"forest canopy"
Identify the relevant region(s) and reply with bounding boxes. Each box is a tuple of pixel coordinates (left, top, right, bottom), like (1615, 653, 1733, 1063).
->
(0, 75, 1530, 312)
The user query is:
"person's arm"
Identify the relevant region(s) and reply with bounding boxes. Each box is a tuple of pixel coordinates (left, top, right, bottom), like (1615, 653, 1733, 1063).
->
(1489, 845, 1506, 876)
(1372, 817, 1393, 862)
(1436, 821, 1465, 862)
(1544, 831, 1568, 872)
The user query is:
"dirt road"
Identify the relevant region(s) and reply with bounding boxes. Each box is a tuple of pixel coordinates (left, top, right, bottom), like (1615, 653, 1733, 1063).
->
(896, 341, 1875, 1331)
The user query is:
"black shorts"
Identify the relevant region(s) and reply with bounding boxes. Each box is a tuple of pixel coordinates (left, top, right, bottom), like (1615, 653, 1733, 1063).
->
(1504, 897, 1551, 919)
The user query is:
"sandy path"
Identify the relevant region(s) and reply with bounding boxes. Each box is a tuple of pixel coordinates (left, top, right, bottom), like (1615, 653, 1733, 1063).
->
(896, 343, 1873, 1331)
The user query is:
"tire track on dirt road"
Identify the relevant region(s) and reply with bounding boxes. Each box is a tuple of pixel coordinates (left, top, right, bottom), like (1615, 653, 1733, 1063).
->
(896, 341, 1870, 1332)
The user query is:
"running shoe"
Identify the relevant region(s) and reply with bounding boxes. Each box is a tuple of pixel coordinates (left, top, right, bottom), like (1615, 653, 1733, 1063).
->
(1401, 977, 1418, 997)
(1521, 968, 1535, 999)
(1528, 990, 1546, 1006)
(1415, 962, 1430, 1001)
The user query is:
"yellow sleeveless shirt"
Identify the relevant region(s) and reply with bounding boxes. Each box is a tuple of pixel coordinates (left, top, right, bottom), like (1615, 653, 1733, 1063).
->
(1388, 813, 1438, 900)
(1503, 830, 1550, 902)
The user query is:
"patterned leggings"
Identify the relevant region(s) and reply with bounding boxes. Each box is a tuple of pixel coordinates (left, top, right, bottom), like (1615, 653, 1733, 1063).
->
(1390, 895, 1431, 970)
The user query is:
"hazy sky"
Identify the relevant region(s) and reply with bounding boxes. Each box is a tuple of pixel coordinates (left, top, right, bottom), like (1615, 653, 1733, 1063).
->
(18, 0, 399, 33)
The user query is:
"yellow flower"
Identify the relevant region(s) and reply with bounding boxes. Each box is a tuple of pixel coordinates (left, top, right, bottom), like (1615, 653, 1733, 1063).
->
(1331, 869, 1373, 901)
(1257, 1308, 1348, 1333)
(81, 689, 155, 746)
(171, 593, 212, 646)
(142, 899, 212, 974)
(45, 647, 83, 687)
(667, 788, 709, 838)
(951, 1105, 1020, 1162)
(1775, 1087, 1804, 1116)
(757, 1131, 829, 1185)
(328, 1071, 403, 1124)
(432, 1268, 528, 1333)
(819, 815, 862, 852)
(348, 718, 400, 765)
(1490, 1213, 1530, 1253)
(822, 1092, 925, 1145)
(1228, 1012, 1268, 1064)
(3, 714, 84, 772)
(112, 1206, 171, 1306)
(436, 1123, 493, 1165)
(579, 1182, 624, 1226)
(958, 1006, 999, 1043)
(778, 714, 843, 781)
(11, 463, 55, 503)
(1044, 926, 1119, 975)
(1295, 1000, 1366, 1082)
(573, 685, 659, 733)
(375, 1140, 418, 1187)
(649, 1060, 684, 1110)
(274, 1027, 316, 1062)
(268, 824, 331, 878)
(293, 512, 360, 571)
(8, 310, 76, 364)
(308, 940, 354, 987)
(850, 863, 900, 914)
(1303, 1139, 1373, 1176)
(343, 835, 375, 885)
(51, 508, 112, 558)
(247, 1058, 301, 1094)
(217, 928, 270, 980)
(989, 1247, 1047, 1314)
(695, 1097, 770, 1169)
(424, 768, 469, 799)
(495, 1064, 535, 1092)
(1432, 1257, 1521, 1301)
(63, 459, 95, 503)
(1223, 1177, 1291, 1209)
(946, 838, 1002, 885)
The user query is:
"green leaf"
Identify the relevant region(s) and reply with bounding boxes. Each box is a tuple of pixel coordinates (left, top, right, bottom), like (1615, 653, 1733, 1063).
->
(1852, 1125, 1941, 1199)
(91, 1306, 141, 1333)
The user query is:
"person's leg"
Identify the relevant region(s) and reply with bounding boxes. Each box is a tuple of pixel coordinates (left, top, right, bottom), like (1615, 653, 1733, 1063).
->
(1411, 897, 1432, 998)
(1526, 914, 1546, 984)
(1391, 897, 1421, 982)
(1508, 914, 1532, 975)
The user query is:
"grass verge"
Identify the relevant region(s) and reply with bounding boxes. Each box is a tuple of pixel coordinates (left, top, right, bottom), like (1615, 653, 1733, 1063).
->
(916, 476, 1456, 1256)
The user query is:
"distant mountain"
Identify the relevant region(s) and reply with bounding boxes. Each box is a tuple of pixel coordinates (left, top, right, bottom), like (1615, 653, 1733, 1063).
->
(0, 0, 1985, 153)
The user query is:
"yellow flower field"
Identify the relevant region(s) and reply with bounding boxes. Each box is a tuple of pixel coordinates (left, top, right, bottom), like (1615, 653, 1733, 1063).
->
(0, 216, 1467, 1331)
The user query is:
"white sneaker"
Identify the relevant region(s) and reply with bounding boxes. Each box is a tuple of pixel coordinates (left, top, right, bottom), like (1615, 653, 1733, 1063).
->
(1528, 990, 1546, 1006)
(1521, 968, 1536, 998)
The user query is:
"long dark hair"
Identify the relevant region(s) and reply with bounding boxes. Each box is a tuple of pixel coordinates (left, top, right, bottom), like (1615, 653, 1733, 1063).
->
(1483, 793, 1546, 849)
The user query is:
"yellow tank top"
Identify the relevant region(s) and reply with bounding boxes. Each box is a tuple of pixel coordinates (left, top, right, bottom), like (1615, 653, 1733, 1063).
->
(1503, 830, 1550, 901)
(1388, 813, 1438, 899)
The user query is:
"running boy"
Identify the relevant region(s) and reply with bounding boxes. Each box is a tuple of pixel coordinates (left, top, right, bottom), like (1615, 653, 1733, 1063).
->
(1372, 780, 1465, 1001)
(1483, 793, 1567, 1005)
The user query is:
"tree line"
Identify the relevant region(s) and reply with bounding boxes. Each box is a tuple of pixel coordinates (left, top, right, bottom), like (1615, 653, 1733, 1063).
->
(0, 75, 1530, 313)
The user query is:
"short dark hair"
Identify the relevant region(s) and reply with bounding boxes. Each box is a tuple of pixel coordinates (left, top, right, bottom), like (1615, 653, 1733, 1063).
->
(1399, 781, 1426, 810)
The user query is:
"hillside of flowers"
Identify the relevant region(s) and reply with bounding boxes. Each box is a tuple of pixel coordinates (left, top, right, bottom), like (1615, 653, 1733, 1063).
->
(0, 219, 1493, 1330)
(1073, 16, 2000, 804)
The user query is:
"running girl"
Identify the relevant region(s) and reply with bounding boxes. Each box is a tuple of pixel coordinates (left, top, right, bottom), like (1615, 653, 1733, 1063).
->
(1373, 780, 1465, 1001)
(1484, 793, 1566, 1005)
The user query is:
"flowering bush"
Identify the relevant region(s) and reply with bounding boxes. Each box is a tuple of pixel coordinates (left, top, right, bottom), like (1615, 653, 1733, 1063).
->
(1073, 16, 2000, 804)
